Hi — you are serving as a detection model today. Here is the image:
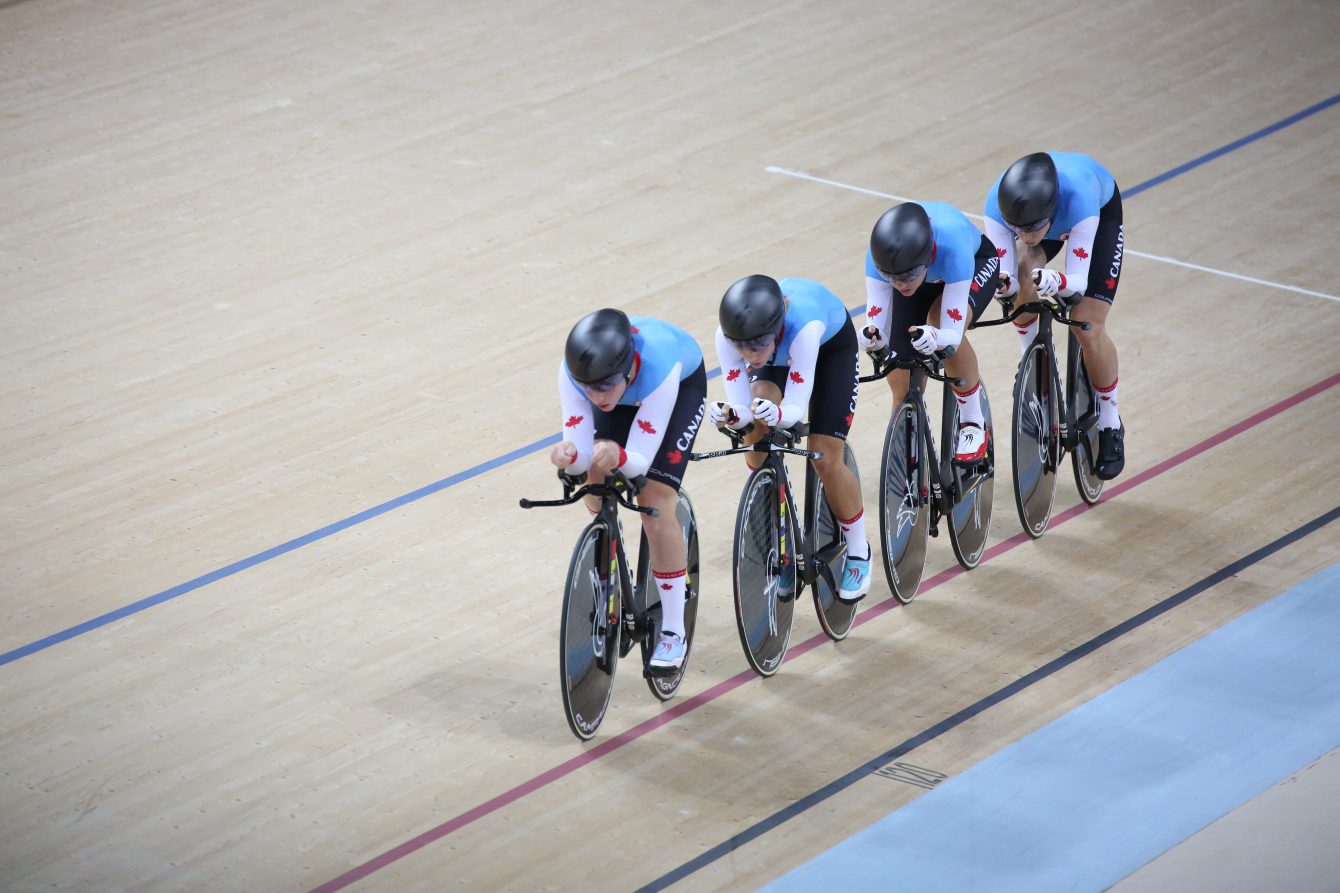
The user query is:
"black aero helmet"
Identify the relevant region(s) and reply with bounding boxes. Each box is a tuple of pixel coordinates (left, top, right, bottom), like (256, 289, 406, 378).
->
(719, 275, 785, 342)
(870, 203, 933, 276)
(565, 308, 634, 384)
(998, 152, 1059, 228)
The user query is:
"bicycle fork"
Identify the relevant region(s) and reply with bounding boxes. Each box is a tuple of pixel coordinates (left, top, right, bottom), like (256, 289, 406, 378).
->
(766, 467, 803, 636)
(591, 529, 622, 669)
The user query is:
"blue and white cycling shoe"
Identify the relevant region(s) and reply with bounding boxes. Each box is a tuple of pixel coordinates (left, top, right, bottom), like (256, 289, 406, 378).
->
(837, 542, 873, 604)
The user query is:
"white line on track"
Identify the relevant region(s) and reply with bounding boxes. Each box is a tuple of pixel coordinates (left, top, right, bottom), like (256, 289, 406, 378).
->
(764, 165, 1340, 305)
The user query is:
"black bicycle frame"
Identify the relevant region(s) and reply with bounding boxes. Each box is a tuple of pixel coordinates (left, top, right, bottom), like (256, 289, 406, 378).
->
(860, 351, 964, 536)
(976, 298, 1091, 454)
(519, 470, 659, 668)
(691, 423, 826, 587)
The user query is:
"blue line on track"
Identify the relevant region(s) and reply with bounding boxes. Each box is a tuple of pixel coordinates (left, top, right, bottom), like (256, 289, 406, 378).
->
(4, 93, 1338, 667)
(1123, 91, 1340, 197)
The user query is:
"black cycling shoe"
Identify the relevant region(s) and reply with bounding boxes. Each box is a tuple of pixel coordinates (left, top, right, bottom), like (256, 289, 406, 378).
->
(1095, 423, 1126, 480)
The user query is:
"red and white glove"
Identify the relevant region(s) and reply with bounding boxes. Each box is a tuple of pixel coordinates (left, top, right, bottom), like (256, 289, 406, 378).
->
(1032, 268, 1067, 298)
(996, 270, 1015, 299)
(750, 397, 782, 427)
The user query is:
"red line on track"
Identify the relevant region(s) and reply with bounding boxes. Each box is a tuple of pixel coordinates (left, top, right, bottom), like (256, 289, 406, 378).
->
(308, 370, 1340, 893)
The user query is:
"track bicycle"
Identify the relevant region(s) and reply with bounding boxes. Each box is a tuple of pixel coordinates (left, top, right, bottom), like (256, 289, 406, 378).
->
(519, 469, 700, 740)
(858, 339, 995, 603)
(974, 296, 1103, 537)
(690, 422, 859, 677)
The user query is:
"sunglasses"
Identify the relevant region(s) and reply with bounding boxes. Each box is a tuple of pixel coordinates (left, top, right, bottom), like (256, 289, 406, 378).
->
(729, 333, 778, 353)
(878, 264, 928, 286)
(1006, 217, 1051, 235)
(578, 371, 627, 394)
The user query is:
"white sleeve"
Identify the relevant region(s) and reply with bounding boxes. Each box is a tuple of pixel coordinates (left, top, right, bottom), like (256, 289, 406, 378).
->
(864, 275, 894, 340)
(714, 327, 753, 409)
(1061, 215, 1099, 298)
(620, 363, 682, 478)
(936, 280, 970, 351)
(557, 364, 594, 474)
(984, 218, 1018, 297)
(777, 321, 824, 427)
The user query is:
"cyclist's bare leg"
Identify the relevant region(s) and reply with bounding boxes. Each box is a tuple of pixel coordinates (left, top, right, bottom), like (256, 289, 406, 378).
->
(637, 478, 686, 574)
(808, 432, 861, 521)
(637, 477, 689, 639)
(1071, 297, 1118, 389)
(883, 367, 911, 407)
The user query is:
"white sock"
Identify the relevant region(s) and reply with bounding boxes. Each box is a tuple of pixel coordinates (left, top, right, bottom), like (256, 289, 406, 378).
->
(1014, 317, 1039, 355)
(953, 381, 985, 427)
(653, 569, 687, 637)
(837, 511, 870, 560)
(1095, 376, 1120, 429)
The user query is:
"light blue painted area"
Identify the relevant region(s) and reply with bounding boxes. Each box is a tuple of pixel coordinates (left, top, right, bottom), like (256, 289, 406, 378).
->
(763, 562, 1340, 893)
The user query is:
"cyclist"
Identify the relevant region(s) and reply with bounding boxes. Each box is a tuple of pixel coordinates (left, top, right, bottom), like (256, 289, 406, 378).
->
(861, 202, 1001, 466)
(984, 152, 1126, 480)
(550, 308, 707, 672)
(708, 274, 872, 603)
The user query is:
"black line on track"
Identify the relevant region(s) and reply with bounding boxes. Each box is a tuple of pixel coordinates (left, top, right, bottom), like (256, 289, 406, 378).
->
(635, 504, 1340, 892)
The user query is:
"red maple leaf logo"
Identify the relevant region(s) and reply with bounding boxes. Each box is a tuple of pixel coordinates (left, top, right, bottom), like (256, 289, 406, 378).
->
(665, 448, 683, 465)
(726, 368, 741, 381)
(565, 415, 584, 428)
(996, 247, 1007, 258)
(637, 420, 657, 434)
(789, 371, 805, 384)
(845, 413, 854, 427)
(1105, 277, 1116, 290)
(867, 306, 883, 318)
(1073, 247, 1089, 259)
(631, 326, 639, 333)
(947, 308, 963, 322)
(970, 282, 980, 293)
(660, 582, 672, 590)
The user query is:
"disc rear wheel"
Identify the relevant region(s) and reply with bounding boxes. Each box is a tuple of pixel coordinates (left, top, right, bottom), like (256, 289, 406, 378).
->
(811, 443, 860, 640)
(1068, 337, 1105, 505)
(948, 381, 995, 569)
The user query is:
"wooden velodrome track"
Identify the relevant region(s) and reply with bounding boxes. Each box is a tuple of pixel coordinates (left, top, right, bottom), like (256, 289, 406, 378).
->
(3, 1, 1339, 890)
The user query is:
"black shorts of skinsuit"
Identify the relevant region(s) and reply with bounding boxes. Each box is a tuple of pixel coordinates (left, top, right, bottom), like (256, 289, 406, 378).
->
(748, 315, 860, 441)
(593, 362, 707, 490)
(882, 234, 1000, 360)
(1041, 185, 1124, 304)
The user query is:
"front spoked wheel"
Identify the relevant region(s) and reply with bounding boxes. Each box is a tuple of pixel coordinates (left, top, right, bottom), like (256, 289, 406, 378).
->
(559, 523, 622, 740)
(879, 401, 930, 604)
(811, 443, 860, 641)
(1068, 335, 1105, 505)
(645, 489, 700, 700)
(1011, 342, 1059, 538)
(733, 465, 795, 677)
(948, 382, 995, 570)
